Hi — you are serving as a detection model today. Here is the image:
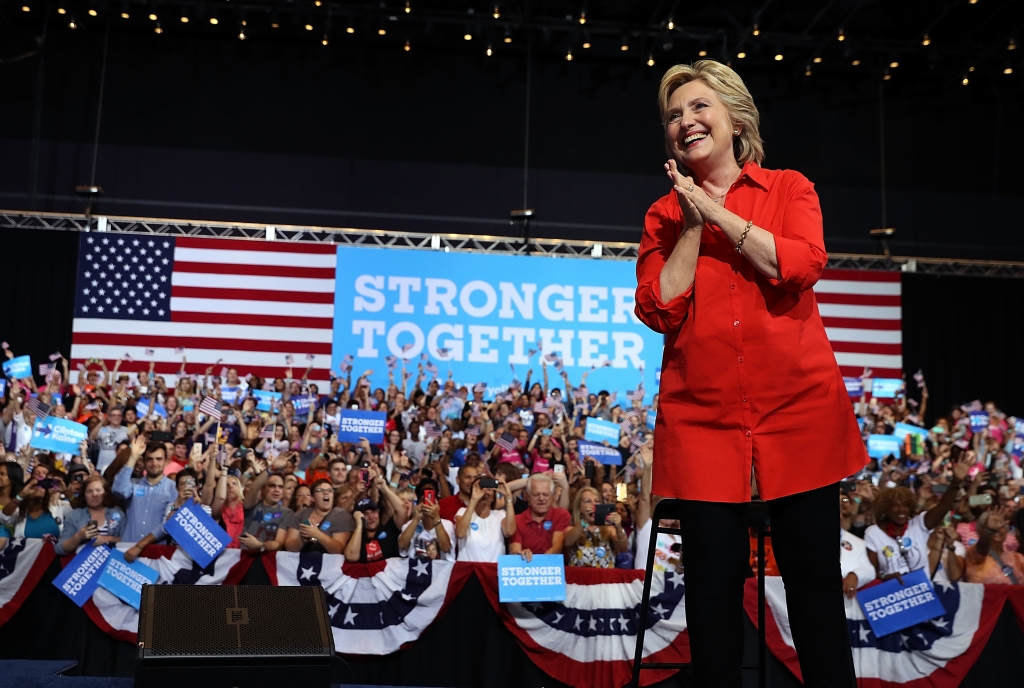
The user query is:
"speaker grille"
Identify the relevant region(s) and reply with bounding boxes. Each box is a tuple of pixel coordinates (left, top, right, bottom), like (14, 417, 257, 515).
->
(145, 585, 331, 657)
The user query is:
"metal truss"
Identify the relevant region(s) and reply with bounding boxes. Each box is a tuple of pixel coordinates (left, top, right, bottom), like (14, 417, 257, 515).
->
(4, 210, 1023, 278)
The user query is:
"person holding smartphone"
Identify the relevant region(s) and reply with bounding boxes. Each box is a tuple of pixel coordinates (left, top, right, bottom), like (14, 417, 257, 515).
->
(454, 475, 516, 562)
(0, 470, 72, 540)
(285, 478, 354, 554)
(57, 475, 124, 555)
(564, 486, 626, 568)
(399, 480, 455, 561)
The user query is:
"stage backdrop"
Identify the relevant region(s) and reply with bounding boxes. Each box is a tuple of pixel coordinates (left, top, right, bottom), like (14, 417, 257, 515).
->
(63, 233, 901, 396)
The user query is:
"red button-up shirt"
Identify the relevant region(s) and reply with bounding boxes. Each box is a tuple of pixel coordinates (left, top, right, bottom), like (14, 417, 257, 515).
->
(634, 162, 867, 503)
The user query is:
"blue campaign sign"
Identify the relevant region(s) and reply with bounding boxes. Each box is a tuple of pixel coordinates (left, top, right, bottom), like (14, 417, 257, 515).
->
(96, 549, 159, 610)
(646, 410, 657, 430)
(336, 409, 387, 443)
(252, 389, 282, 412)
(497, 554, 567, 603)
(31, 417, 88, 455)
(2, 355, 32, 379)
(893, 423, 930, 443)
(52, 544, 113, 606)
(969, 411, 989, 434)
(844, 377, 864, 397)
(291, 395, 315, 417)
(867, 434, 901, 459)
(856, 568, 946, 637)
(331, 246, 663, 405)
(1011, 438, 1024, 459)
(578, 440, 623, 465)
(0, 379, 6, 397)
(135, 398, 167, 419)
(164, 501, 230, 568)
(584, 417, 621, 444)
(220, 385, 243, 404)
(1015, 419, 1024, 437)
(871, 378, 904, 399)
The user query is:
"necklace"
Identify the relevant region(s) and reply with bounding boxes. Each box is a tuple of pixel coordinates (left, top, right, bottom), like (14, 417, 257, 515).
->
(708, 170, 743, 204)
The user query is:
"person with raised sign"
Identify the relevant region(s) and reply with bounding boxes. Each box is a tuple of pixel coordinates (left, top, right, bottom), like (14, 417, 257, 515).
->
(632, 60, 873, 686)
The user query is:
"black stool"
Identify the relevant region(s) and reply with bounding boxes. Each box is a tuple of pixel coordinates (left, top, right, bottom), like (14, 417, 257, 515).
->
(630, 498, 771, 688)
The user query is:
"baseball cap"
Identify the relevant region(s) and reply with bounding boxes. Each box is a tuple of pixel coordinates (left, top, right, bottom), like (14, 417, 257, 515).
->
(355, 498, 379, 512)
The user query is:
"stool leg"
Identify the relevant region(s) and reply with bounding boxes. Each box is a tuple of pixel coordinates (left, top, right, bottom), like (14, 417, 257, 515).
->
(631, 518, 662, 688)
(758, 525, 766, 688)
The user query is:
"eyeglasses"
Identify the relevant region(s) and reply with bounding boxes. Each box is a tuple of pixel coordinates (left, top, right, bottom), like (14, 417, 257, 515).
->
(313, 488, 334, 495)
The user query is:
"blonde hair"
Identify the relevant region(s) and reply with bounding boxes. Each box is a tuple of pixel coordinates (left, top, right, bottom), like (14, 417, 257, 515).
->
(658, 60, 764, 168)
(571, 486, 601, 528)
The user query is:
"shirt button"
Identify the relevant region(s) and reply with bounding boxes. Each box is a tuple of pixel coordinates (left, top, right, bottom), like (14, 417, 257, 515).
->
(730, 283, 736, 289)
(746, 431, 752, 437)
(738, 356, 744, 363)
(733, 320, 740, 327)
(742, 396, 748, 402)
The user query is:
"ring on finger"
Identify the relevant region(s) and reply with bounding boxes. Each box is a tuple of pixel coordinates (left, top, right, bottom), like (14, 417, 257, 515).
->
(686, 184, 695, 192)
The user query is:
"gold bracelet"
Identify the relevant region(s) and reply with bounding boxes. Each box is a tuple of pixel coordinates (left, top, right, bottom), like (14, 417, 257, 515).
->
(735, 220, 754, 253)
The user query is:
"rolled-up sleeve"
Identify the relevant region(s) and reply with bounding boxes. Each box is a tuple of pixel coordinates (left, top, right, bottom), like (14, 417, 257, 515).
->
(634, 202, 693, 334)
(765, 173, 827, 293)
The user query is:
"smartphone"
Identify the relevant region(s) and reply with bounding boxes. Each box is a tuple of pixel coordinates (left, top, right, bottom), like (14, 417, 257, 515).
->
(594, 503, 614, 526)
(932, 484, 948, 495)
(839, 481, 857, 493)
(968, 494, 993, 507)
(478, 477, 499, 489)
(422, 488, 436, 506)
(541, 429, 552, 436)
(615, 483, 627, 502)
(553, 464, 565, 474)
(360, 470, 369, 483)
(37, 478, 55, 490)
(86, 520, 98, 530)
(585, 462, 595, 480)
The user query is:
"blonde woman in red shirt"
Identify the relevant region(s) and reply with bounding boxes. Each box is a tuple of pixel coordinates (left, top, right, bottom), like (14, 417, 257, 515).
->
(634, 60, 866, 688)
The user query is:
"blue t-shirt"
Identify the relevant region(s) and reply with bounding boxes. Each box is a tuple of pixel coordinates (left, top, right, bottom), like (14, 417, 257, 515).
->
(24, 512, 60, 539)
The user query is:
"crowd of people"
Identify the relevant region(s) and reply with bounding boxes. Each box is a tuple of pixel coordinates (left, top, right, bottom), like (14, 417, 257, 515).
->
(0, 348, 1022, 590)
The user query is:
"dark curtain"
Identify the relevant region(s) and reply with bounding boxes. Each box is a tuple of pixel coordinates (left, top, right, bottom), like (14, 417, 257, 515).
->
(901, 273, 1024, 425)
(0, 227, 79, 373)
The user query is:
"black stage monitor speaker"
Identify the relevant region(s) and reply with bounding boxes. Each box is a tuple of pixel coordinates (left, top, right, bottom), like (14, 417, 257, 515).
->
(136, 584, 336, 688)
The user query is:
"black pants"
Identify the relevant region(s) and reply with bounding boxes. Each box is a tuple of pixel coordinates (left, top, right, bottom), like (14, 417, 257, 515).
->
(677, 482, 856, 688)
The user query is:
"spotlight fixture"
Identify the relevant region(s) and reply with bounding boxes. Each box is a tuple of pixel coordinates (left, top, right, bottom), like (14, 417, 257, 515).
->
(314, 0, 321, 5)
(962, 76, 969, 85)
(88, 8, 97, 16)
(21, 4, 30, 11)
(698, 49, 707, 56)
(346, 26, 354, 33)
(736, 51, 746, 58)
(492, 5, 499, 19)
(883, 68, 891, 81)
(148, 13, 157, 20)
(272, 22, 279, 28)
(667, 18, 674, 30)
(774, 52, 783, 61)
(404, 40, 410, 51)
(752, 23, 759, 36)
(239, 29, 245, 40)
(812, 56, 822, 63)
(1009, 38, 1017, 51)
(464, 30, 472, 40)
(851, 59, 860, 65)
(405, 2, 411, 14)
(922, 34, 931, 46)
(69, 17, 77, 28)
(121, 12, 129, 19)
(804, 66, 812, 76)
(378, 28, 386, 35)
(837, 28, 845, 42)
(646, 56, 655, 67)
(620, 36, 629, 51)
(968, 0, 977, 4)
(503, 31, 511, 43)
(305, 24, 313, 31)
(566, 49, 573, 61)
(889, 61, 899, 68)
(180, 14, 188, 22)
(579, 11, 586, 25)
(210, 17, 219, 25)
(968, 65, 975, 72)
(1004, 65, 1014, 75)
(322, 35, 328, 45)
(487, 44, 493, 56)
(582, 37, 591, 49)
(154, 21, 162, 34)
(58, 7, 66, 14)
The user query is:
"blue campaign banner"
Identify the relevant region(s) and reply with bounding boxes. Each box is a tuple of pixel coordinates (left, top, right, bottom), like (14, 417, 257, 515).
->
(0, 379, 6, 397)
(844, 377, 864, 397)
(969, 411, 989, 434)
(220, 385, 243, 404)
(163, 501, 230, 568)
(646, 410, 657, 430)
(871, 378, 904, 399)
(893, 423, 930, 443)
(1011, 438, 1024, 459)
(52, 544, 113, 606)
(96, 549, 159, 610)
(291, 395, 315, 417)
(497, 554, 567, 603)
(578, 440, 623, 465)
(252, 389, 282, 412)
(31, 417, 88, 455)
(856, 568, 946, 637)
(1015, 419, 1024, 437)
(584, 417, 621, 444)
(867, 434, 901, 459)
(2, 355, 32, 379)
(331, 246, 663, 404)
(336, 409, 387, 444)
(135, 398, 167, 419)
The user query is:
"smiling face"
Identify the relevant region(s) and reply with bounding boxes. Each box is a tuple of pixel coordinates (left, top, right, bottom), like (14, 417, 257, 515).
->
(665, 79, 739, 177)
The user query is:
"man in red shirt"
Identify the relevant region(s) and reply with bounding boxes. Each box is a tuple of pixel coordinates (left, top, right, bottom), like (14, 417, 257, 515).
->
(439, 464, 481, 522)
(509, 473, 570, 560)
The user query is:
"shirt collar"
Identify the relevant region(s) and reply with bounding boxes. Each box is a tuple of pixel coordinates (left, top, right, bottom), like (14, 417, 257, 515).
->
(737, 161, 769, 190)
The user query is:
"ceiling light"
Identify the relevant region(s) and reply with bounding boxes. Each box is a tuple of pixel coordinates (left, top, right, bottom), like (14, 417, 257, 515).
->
(69, 19, 77, 28)
(378, 28, 386, 35)
(968, 0, 977, 4)
(404, 40, 411, 51)
(582, 40, 591, 49)
(579, 12, 586, 25)
(883, 69, 891, 81)
(503, 34, 511, 43)
(620, 36, 629, 51)
(121, 12, 129, 19)
(889, 61, 899, 68)
(210, 17, 219, 25)
(646, 56, 655, 67)
(154, 22, 162, 34)
(698, 49, 707, 57)
(21, 5, 30, 10)
(737, 51, 746, 58)
(405, 2, 411, 14)
(774, 53, 783, 61)
(271, 23, 279, 28)
(180, 15, 188, 22)
(88, 9, 97, 16)
(752, 23, 759, 36)
(305, 24, 313, 31)
(1009, 39, 1017, 50)
(322, 36, 328, 46)
(805, 66, 812, 76)
(962, 76, 969, 85)
(566, 50, 573, 61)
(148, 13, 157, 20)
(58, 7, 66, 14)
(969, 65, 975, 72)
(239, 30, 245, 40)
(314, 0, 321, 5)
(667, 18, 675, 30)
(346, 26, 354, 33)
(922, 34, 931, 46)
(464, 32, 472, 40)
(487, 45, 493, 56)
(851, 59, 860, 65)
(493, 5, 499, 19)
(837, 28, 845, 42)
(813, 56, 822, 63)
(1004, 66, 1014, 74)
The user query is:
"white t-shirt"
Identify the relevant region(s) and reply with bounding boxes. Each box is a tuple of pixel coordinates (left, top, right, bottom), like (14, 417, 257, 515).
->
(399, 518, 456, 561)
(634, 519, 681, 572)
(839, 528, 876, 588)
(455, 506, 507, 562)
(863, 513, 965, 583)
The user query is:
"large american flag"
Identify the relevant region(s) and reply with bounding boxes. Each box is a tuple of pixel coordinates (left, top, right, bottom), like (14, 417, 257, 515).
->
(816, 269, 902, 379)
(69, 233, 335, 384)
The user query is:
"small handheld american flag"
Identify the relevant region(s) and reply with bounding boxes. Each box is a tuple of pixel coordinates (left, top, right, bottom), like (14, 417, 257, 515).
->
(495, 432, 517, 452)
(38, 363, 54, 378)
(199, 396, 222, 421)
(258, 423, 276, 439)
(25, 397, 51, 420)
(913, 369, 925, 389)
(424, 422, 443, 438)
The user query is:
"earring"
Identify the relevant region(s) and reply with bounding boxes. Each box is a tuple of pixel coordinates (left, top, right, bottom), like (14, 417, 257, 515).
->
(733, 129, 740, 136)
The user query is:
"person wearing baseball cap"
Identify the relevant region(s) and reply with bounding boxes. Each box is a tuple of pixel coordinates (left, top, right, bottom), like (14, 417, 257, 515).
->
(344, 470, 408, 563)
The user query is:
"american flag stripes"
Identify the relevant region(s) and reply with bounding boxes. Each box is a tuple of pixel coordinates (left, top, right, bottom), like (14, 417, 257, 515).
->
(815, 269, 902, 379)
(495, 432, 517, 452)
(69, 234, 334, 387)
(37, 364, 54, 378)
(24, 397, 50, 420)
(424, 422, 442, 439)
(258, 423, 276, 439)
(198, 396, 222, 421)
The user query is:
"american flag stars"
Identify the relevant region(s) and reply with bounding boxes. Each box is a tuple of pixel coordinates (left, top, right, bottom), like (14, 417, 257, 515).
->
(76, 236, 173, 320)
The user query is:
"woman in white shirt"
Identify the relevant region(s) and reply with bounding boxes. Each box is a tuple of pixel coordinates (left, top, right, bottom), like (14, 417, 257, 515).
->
(454, 476, 515, 562)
